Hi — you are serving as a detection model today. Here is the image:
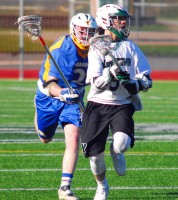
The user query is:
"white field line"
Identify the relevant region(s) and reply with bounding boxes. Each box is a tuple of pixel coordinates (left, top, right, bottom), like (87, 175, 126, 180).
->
(0, 123, 178, 133)
(0, 139, 178, 144)
(0, 186, 178, 191)
(0, 153, 178, 156)
(0, 167, 178, 172)
(0, 139, 65, 143)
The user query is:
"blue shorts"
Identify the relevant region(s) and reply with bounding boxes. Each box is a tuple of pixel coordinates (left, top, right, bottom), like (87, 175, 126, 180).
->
(35, 89, 82, 138)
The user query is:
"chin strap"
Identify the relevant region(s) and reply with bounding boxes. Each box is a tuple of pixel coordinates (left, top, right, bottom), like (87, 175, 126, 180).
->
(71, 35, 89, 50)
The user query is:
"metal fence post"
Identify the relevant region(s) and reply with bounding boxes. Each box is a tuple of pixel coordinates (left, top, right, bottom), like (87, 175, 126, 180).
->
(19, 0, 24, 81)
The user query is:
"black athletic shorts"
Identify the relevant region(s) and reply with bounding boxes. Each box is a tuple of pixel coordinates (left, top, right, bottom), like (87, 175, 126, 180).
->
(80, 101, 135, 158)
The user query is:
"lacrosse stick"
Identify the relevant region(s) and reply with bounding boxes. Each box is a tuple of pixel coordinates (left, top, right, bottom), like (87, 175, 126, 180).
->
(89, 35, 124, 72)
(15, 15, 84, 111)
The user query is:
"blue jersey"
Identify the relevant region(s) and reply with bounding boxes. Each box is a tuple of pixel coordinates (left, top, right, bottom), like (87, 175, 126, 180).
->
(35, 35, 88, 136)
(39, 35, 88, 90)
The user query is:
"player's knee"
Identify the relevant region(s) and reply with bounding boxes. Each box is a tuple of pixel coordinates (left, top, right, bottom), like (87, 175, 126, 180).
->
(113, 132, 131, 153)
(40, 138, 52, 143)
(38, 130, 52, 143)
(90, 152, 106, 175)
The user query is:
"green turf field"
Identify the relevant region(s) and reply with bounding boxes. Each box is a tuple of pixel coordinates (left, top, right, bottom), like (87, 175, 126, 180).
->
(0, 80, 178, 200)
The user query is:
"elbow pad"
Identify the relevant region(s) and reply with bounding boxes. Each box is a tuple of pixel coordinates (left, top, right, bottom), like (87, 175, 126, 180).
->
(93, 76, 110, 89)
(92, 67, 111, 89)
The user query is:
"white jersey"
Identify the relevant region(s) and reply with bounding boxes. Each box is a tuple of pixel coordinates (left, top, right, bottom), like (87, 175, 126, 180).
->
(86, 39, 151, 110)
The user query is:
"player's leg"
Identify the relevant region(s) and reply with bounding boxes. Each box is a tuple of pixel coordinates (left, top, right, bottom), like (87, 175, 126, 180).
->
(34, 113, 53, 143)
(58, 124, 80, 200)
(110, 104, 135, 176)
(34, 91, 58, 143)
(90, 152, 109, 200)
(110, 132, 131, 175)
(58, 103, 82, 200)
(80, 102, 110, 200)
(34, 111, 38, 133)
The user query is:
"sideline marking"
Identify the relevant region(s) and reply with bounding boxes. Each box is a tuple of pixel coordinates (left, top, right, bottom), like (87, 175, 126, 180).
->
(0, 167, 178, 172)
(0, 123, 178, 133)
(0, 152, 178, 156)
(0, 186, 178, 191)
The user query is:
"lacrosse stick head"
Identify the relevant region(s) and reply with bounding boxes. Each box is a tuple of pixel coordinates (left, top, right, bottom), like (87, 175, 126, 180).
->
(89, 35, 112, 50)
(15, 15, 42, 40)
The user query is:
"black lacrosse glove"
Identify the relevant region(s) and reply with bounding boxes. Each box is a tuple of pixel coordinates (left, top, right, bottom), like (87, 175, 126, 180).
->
(122, 80, 141, 95)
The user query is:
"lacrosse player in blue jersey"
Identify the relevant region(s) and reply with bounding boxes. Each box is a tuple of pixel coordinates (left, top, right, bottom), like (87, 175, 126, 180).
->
(34, 13, 97, 200)
(80, 4, 152, 200)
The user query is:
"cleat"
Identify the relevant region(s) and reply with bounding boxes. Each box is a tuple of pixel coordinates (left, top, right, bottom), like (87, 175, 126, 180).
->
(58, 185, 79, 200)
(94, 184, 109, 200)
(110, 143, 126, 176)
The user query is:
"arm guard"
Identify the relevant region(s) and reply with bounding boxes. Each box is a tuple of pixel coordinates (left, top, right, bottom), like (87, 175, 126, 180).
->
(93, 76, 110, 89)
(90, 67, 111, 90)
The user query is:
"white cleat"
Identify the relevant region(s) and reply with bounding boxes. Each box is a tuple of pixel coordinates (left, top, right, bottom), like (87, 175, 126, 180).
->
(58, 185, 79, 200)
(93, 184, 109, 200)
(110, 143, 126, 176)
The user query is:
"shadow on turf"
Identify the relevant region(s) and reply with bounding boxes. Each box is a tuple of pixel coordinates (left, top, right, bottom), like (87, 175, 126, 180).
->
(79, 199, 92, 200)
(152, 192, 178, 199)
(166, 192, 178, 198)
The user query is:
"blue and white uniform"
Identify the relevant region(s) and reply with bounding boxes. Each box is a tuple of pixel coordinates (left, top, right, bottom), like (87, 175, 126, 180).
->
(35, 35, 88, 138)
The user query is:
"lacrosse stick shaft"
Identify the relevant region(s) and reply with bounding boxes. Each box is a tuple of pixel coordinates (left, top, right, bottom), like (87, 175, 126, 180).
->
(38, 36, 84, 111)
(16, 15, 84, 111)
(89, 35, 123, 72)
(108, 52, 123, 72)
(39, 36, 72, 91)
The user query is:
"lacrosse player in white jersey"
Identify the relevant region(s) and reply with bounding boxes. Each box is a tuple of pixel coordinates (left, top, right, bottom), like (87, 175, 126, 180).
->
(80, 4, 152, 200)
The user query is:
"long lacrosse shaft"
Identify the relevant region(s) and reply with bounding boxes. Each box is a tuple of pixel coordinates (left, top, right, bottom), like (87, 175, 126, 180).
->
(39, 36, 73, 91)
(108, 52, 123, 73)
(38, 36, 84, 111)
(100, 48, 124, 73)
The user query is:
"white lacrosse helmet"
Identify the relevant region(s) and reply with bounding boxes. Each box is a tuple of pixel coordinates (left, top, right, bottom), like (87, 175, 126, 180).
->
(96, 4, 130, 40)
(70, 13, 98, 49)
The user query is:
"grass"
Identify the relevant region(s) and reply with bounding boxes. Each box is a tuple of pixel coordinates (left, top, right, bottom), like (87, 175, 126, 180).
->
(0, 142, 178, 200)
(139, 45, 178, 57)
(0, 80, 178, 200)
(0, 80, 178, 124)
(134, 81, 178, 123)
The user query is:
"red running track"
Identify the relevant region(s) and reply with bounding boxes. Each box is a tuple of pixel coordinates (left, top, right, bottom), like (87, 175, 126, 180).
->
(0, 69, 178, 80)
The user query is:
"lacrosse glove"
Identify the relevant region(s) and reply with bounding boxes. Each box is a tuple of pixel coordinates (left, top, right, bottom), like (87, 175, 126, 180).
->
(122, 74, 152, 95)
(135, 74, 152, 92)
(59, 88, 80, 104)
(122, 79, 140, 95)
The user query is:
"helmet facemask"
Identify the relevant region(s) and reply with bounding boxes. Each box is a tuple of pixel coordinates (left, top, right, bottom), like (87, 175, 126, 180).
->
(95, 4, 131, 41)
(72, 25, 97, 47)
(70, 13, 98, 49)
(109, 15, 130, 40)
